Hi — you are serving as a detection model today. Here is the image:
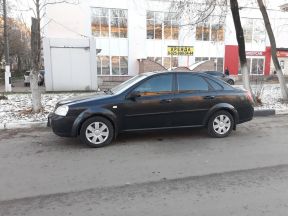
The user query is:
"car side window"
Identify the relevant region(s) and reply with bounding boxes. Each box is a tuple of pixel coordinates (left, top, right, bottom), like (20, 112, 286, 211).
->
(134, 74, 173, 96)
(177, 74, 209, 92)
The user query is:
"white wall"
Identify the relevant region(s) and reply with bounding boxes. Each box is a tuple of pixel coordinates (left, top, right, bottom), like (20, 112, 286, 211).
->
(43, 0, 288, 76)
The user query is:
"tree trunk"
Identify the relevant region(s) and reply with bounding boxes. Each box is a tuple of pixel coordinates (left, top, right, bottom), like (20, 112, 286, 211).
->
(230, 0, 253, 96)
(257, 0, 288, 101)
(30, 69, 41, 110)
(30, 17, 42, 112)
(17, 55, 22, 71)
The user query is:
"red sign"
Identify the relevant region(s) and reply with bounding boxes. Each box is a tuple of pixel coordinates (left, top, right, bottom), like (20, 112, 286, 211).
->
(246, 51, 265, 56)
(277, 51, 288, 57)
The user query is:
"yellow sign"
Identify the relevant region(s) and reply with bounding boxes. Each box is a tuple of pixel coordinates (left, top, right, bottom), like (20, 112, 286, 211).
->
(167, 46, 194, 56)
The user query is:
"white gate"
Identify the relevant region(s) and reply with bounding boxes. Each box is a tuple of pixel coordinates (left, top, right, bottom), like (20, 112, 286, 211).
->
(43, 38, 97, 91)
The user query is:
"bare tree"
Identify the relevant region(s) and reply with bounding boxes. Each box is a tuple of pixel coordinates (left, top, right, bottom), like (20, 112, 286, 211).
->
(0, 18, 31, 71)
(170, 0, 228, 27)
(257, 0, 288, 101)
(230, 0, 253, 96)
(26, 0, 79, 112)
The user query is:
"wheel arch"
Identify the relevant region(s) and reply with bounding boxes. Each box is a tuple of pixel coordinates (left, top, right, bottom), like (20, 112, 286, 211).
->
(72, 110, 118, 138)
(203, 103, 239, 129)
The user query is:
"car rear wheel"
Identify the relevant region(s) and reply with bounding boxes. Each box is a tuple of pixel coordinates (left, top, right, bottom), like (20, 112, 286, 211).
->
(227, 79, 234, 85)
(208, 111, 234, 138)
(80, 116, 114, 148)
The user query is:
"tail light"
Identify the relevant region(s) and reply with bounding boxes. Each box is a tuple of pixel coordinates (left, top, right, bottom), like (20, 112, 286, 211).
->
(245, 91, 254, 103)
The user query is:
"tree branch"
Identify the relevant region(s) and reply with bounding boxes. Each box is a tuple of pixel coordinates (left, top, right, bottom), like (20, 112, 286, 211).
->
(39, 0, 79, 11)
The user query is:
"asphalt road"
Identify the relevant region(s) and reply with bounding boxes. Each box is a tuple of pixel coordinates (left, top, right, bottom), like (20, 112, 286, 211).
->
(1, 115, 288, 215)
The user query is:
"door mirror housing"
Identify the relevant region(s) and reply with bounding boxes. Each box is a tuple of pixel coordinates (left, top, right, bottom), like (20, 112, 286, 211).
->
(127, 91, 141, 100)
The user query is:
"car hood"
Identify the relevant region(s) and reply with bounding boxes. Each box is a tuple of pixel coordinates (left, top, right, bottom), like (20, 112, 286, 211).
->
(57, 93, 112, 106)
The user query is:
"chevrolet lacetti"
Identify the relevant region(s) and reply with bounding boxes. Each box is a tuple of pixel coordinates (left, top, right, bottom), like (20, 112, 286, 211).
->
(48, 71, 254, 148)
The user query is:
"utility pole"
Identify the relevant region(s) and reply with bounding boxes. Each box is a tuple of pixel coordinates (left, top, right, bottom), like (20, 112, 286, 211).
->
(3, 0, 12, 92)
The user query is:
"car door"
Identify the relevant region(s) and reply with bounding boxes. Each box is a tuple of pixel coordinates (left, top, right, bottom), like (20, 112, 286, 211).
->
(122, 73, 175, 131)
(173, 73, 215, 126)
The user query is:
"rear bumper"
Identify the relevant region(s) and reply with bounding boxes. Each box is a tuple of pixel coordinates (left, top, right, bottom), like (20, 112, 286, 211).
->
(238, 106, 254, 124)
(48, 113, 76, 137)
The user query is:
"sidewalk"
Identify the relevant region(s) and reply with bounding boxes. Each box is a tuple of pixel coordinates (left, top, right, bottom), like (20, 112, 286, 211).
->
(0, 79, 46, 93)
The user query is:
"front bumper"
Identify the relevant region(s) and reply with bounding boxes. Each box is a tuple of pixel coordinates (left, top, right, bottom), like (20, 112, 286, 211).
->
(48, 113, 77, 137)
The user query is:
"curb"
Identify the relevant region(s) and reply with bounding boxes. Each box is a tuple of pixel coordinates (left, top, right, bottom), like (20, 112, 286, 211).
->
(0, 121, 47, 130)
(254, 109, 288, 117)
(0, 109, 287, 130)
(254, 109, 275, 117)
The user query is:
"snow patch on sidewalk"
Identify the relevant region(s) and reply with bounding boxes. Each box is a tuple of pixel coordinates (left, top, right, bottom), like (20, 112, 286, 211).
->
(0, 93, 93, 124)
(253, 85, 288, 110)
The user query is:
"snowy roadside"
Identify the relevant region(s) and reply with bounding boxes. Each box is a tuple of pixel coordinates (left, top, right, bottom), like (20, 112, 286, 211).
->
(1, 84, 288, 126)
(251, 84, 288, 111)
(0, 92, 95, 124)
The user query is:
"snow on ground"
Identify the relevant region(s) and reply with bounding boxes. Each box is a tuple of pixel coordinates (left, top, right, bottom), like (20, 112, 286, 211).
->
(1, 84, 288, 124)
(0, 93, 94, 124)
(254, 84, 288, 110)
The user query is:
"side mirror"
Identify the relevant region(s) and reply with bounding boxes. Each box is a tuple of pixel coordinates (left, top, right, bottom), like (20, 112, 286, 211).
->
(127, 91, 141, 100)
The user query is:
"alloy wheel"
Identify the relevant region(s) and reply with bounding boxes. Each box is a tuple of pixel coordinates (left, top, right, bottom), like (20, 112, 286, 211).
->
(85, 122, 109, 145)
(213, 114, 231, 135)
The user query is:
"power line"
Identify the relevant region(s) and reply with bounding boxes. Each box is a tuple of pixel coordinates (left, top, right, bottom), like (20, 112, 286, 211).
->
(45, 17, 89, 38)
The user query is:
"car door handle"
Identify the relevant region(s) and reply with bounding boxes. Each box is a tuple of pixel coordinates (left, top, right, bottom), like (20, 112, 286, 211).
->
(160, 99, 172, 103)
(203, 96, 215, 100)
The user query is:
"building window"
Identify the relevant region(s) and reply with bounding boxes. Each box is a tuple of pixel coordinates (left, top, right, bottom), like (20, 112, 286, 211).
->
(91, 8, 128, 38)
(91, 8, 109, 37)
(97, 56, 110, 75)
(112, 56, 128, 75)
(155, 12, 163, 39)
(97, 56, 128, 75)
(112, 56, 120, 75)
(251, 58, 264, 75)
(120, 56, 128, 75)
(196, 17, 224, 42)
(242, 18, 265, 44)
(146, 11, 179, 40)
(147, 56, 178, 69)
(238, 57, 264, 75)
(195, 57, 224, 71)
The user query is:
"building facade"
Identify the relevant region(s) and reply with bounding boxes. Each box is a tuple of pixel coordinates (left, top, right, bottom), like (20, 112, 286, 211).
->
(43, 0, 288, 84)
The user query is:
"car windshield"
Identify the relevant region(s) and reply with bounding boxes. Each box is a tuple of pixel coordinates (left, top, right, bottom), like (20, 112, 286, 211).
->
(110, 74, 148, 94)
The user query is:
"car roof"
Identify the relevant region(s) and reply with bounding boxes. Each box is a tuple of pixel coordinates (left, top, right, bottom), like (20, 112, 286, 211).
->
(143, 71, 205, 76)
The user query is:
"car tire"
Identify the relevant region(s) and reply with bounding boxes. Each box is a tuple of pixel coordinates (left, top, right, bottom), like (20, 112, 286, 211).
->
(227, 79, 234, 85)
(207, 110, 234, 138)
(80, 116, 114, 148)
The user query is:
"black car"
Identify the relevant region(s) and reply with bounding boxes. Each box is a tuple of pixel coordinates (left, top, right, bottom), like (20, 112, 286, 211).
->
(203, 71, 235, 85)
(48, 71, 254, 148)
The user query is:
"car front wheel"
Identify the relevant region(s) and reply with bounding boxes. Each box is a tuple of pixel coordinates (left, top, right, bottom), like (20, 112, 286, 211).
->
(80, 116, 114, 148)
(208, 111, 234, 138)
